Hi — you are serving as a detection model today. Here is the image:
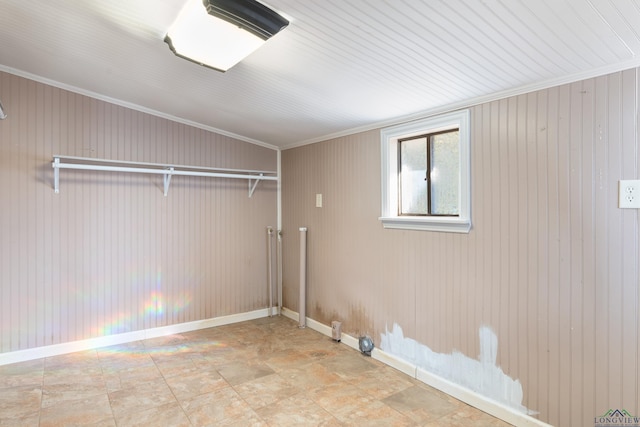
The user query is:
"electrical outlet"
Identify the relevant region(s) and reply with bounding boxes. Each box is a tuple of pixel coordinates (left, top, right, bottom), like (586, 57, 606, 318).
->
(619, 180, 640, 208)
(316, 193, 323, 208)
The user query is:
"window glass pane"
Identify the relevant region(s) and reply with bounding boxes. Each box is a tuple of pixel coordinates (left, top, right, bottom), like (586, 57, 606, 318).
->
(430, 131, 459, 215)
(400, 137, 427, 215)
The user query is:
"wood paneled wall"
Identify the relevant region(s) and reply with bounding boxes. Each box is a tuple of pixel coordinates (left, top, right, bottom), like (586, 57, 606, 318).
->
(281, 69, 640, 426)
(0, 71, 277, 352)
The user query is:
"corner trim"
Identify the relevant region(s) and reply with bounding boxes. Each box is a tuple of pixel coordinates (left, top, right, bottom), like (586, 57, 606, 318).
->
(283, 58, 640, 150)
(0, 65, 278, 151)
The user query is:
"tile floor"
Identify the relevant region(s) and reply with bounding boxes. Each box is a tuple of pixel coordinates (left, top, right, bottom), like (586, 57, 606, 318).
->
(0, 316, 512, 426)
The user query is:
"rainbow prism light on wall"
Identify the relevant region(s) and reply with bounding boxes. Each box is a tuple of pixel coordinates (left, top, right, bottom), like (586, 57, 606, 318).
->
(164, 0, 289, 72)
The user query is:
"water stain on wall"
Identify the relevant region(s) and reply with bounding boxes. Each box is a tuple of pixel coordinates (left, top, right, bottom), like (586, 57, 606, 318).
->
(312, 302, 375, 339)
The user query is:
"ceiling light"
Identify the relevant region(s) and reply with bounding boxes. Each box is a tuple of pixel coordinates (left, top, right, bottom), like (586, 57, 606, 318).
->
(165, 0, 289, 72)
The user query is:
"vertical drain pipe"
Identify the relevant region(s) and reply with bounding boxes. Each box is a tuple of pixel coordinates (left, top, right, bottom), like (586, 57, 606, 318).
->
(299, 227, 307, 328)
(277, 230, 283, 315)
(267, 227, 274, 317)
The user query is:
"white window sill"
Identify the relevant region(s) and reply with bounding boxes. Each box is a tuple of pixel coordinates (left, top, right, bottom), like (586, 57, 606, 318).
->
(379, 216, 471, 233)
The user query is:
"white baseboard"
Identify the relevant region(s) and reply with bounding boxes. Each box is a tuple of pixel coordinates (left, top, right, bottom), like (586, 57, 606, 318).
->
(282, 308, 551, 427)
(415, 368, 549, 427)
(281, 306, 299, 323)
(0, 308, 269, 366)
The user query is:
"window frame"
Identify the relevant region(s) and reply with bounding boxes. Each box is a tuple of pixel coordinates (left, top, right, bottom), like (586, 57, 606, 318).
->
(398, 129, 460, 217)
(380, 109, 471, 233)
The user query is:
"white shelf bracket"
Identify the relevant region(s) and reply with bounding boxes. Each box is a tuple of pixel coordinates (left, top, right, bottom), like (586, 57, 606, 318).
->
(164, 167, 174, 197)
(248, 173, 263, 198)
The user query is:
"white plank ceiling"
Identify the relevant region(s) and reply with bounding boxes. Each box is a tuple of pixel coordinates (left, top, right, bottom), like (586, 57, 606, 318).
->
(1, 0, 640, 149)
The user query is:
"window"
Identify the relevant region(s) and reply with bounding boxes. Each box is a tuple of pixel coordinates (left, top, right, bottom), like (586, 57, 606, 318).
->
(380, 110, 470, 233)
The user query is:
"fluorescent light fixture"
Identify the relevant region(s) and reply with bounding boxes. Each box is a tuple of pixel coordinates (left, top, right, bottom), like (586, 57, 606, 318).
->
(165, 0, 289, 72)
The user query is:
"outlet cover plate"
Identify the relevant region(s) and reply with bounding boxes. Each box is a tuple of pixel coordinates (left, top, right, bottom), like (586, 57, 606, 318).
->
(619, 180, 640, 208)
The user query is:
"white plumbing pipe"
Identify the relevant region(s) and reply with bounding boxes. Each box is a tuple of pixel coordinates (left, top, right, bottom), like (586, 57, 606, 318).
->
(277, 230, 283, 315)
(299, 227, 307, 328)
(267, 227, 274, 317)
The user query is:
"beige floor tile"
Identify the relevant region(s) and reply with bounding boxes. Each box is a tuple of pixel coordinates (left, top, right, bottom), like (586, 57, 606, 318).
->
(180, 386, 256, 426)
(98, 350, 155, 373)
(0, 359, 43, 388)
(103, 363, 164, 392)
(0, 316, 514, 426)
(318, 351, 380, 379)
(115, 401, 190, 427)
(308, 382, 380, 418)
(213, 412, 268, 427)
(0, 385, 41, 419)
(300, 346, 342, 361)
(424, 404, 513, 427)
(349, 365, 416, 399)
(252, 336, 290, 357)
(383, 384, 461, 424)
(44, 350, 100, 369)
(254, 393, 341, 426)
(217, 361, 275, 386)
(0, 411, 41, 427)
(108, 378, 176, 419)
(143, 333, 191, 349)
(263, 348, 314, 371)
(234, 372, 300, 409)
(42, 381, 107, 408)
(190, 346, 245, 368)
(39, 393, 113, 427)
(279, 362, 344, 392)
(153, 355, 200, 379)
(165, 367, 228, 401)
(338, 399, 416, 426)
(43, 365, 104, 386)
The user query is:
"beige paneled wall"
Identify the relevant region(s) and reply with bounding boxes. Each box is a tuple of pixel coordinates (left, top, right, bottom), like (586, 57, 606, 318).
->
(281, 69, 640, 426)
(0, 71, 277, 353)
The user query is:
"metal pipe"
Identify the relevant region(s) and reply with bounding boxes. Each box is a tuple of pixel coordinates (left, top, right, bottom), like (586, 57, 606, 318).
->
(277, 230, 283, 315)
(299, 227, 307, 328)
(267, 227, 274, 317)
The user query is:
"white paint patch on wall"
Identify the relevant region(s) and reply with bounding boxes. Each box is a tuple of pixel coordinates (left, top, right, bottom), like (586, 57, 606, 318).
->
(380, 323, 536, 415)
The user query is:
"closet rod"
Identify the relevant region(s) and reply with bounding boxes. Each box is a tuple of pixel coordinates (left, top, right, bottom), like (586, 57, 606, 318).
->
(52, 155, 277, 197)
